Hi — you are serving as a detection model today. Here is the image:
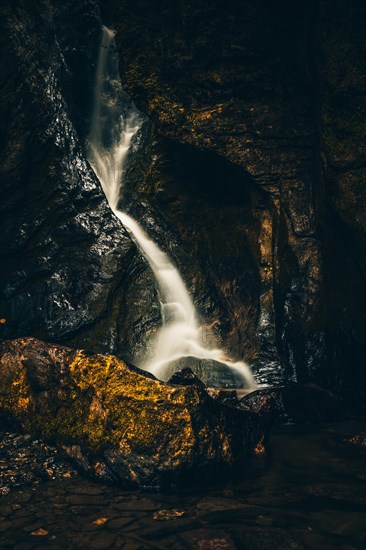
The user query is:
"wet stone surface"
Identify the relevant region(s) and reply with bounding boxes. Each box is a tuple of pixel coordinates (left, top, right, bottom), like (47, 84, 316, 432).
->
(0, 432, 78, 497)
(0, 419, 365, 549)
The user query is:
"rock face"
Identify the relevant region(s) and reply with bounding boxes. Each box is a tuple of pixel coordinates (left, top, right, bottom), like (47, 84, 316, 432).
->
(0, 338, 263, 487)
(103, 0, 322, 386)
(320, 0, 366, 395)
(0, 0, 365, 398)
(102, 0, 366, 395)
(0, 0, 160, 365)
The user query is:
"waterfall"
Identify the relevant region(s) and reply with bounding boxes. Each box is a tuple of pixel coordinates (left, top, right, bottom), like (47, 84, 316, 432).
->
(87, 26, 256, 389)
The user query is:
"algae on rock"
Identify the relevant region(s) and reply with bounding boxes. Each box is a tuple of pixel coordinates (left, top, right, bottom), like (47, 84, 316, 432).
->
(0, 337, 263, 487)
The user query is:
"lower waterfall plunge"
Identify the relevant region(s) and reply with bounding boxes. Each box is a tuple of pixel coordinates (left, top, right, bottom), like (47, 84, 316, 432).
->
(87, 26, 256, 389)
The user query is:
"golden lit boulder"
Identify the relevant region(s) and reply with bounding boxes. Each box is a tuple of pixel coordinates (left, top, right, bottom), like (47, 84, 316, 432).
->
(0, 338, 263, 487)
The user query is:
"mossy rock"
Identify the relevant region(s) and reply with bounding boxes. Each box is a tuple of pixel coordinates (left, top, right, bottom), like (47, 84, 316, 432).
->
(0, 337, 263, 487)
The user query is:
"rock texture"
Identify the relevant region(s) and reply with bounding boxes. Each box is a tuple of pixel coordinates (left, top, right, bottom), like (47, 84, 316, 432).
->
(0, 0, 365, 397)
(0, 432, 78, 496)
(0, 0, 160, 364)
(102, 0, 366, 395)
(0, 338, 264, 487)
(320, 0, 366, 394)
(103, 0, 322, 386)
(238, 384, 343, 425)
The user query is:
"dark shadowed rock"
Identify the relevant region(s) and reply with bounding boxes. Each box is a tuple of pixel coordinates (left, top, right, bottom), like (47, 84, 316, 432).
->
(239, 384, 344, 425)
(0, 0, 160, 365)
(206, 389, 239, 408)
(102, 0, 366, 398)
(237, 388, 288, 427)
(167, 367, 206, 388)
(0, 338, 264, 488)
(281, 384, 344, 424)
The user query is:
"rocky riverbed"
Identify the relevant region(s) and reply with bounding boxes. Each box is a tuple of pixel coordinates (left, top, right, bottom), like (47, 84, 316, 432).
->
(0, 418, 365, 549)
(0, 432, 78, 497)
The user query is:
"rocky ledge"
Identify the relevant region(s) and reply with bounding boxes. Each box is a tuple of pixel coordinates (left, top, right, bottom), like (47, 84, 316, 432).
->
(0, 338, 264, 489)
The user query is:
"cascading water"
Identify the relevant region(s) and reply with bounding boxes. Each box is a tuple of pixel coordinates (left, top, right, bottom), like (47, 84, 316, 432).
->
(87, 26, 256, 389)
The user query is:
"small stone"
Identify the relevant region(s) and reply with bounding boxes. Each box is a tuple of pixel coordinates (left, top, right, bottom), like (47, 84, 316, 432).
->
(0, 505, 13, 517)
(344, 433, 366, 447)
(23, 524, 43, 533)
(93, 517, 109, 526)
(13, 543, 35, 550)
(153, 509, 186, 521)
(30, 528, 49, 536)
(181, 529, 237, 549)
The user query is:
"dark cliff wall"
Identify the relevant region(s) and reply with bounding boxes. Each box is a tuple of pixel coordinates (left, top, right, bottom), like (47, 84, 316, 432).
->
(0, 0, 365, 397)
(102, 0, 366, 396)
(0, 0, 160, 361)
(320, 0, 366, 394)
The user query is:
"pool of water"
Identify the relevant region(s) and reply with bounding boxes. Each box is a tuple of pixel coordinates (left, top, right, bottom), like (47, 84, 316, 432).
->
(0, 418, 365, 549)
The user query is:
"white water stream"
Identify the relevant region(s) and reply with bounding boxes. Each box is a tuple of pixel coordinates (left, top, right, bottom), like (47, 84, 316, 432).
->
(87, 26, 256, 388)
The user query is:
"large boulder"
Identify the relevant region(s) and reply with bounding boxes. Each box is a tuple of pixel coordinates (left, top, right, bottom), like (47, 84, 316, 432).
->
(0, 338, 264, 487)
(165, 356, 248, 388)
(238, 384, 344, 426)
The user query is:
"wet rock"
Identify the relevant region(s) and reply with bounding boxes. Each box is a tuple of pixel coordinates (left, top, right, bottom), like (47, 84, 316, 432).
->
(319, 0, 366, 399)
(196, 497, 264, 525)
(0, 431, 78, 496)
(167, 368, 206, 388)
(206, 389, 239, 408)
(164, 357, 247, 389)
(104, 0, 366, 398)
(0, 0, 160, 365)
(237, 388, 288, 426)
(238, 384, 344, 425)
(234, 527, 304, 550)
(180, 529, 237, 550)
(106, 517, 135, 529)
(152, 509, 186, 521)
(105, 0, 323, 386)
(138, 517, 200, 539)
(0, 0, 364, 414)
(343, 433, 366, 449)
(0, 337, 264, 488)
(281, 384, 344, 423)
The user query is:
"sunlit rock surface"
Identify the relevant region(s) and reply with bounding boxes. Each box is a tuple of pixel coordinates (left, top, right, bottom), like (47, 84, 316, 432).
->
(0, 338, 264, 487)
